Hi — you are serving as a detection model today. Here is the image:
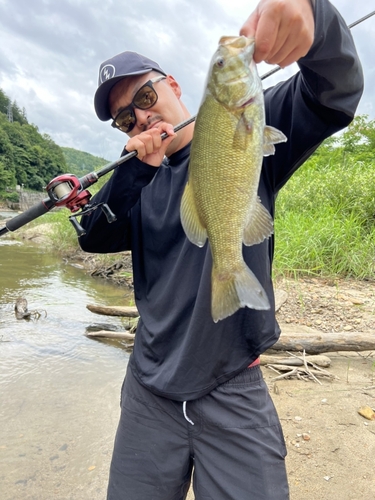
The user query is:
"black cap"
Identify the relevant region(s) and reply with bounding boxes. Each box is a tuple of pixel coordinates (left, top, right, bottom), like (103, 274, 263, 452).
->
(94, 51, 167, 121)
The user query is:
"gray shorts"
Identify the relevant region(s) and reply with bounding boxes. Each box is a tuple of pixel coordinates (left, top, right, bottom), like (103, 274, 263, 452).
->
(107, 365, 289, 500)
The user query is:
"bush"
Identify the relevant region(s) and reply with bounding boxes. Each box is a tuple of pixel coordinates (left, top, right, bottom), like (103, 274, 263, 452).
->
(1, 191, 19, 203)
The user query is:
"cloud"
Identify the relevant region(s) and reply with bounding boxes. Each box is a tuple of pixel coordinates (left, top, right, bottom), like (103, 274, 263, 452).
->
(0, 0, 373, 162)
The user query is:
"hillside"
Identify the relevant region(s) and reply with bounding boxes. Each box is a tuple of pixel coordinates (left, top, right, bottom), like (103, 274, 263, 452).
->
(61, 147, 108, 177)
(0, 87, 109, 200)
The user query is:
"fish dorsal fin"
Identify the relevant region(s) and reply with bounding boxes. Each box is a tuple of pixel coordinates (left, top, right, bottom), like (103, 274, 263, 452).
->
(263, 125, 287, 157)
(243, 197, 273, 246)
(180, 180, 207, 247)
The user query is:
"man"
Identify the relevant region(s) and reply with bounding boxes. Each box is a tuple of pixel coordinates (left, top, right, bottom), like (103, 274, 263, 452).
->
(80, 0, 363, 498)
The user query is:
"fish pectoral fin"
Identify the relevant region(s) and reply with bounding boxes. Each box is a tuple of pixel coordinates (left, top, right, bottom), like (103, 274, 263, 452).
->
(211, 263, 270, 322)
(232, 114, 252, 150)
(263, 142, 275, 156)
(243, 197, 273, 246)
(264, 125, 287, 144)
(263, 125, 287, 157)
(180, 180, 207, 247)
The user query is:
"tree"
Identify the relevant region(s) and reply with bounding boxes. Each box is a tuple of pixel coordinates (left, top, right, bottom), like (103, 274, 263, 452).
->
(339, 115, 375, 161)
(0, 88, 69, 191)
(0, 159, 16, 188)
(0, 125, 15, 188)
(0, 89, 9, 116)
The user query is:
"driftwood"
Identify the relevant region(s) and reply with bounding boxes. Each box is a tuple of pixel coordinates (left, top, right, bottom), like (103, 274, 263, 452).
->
(267, 364, 336, 383)
(270, 332, 375, 354)
(15, 297, 47, 320)
(260, 354, 331, 367)
(86, 304, 139, 317)
(86, 304, 374, 354)
(86, 330, 135, 340)
(265, 350, 336, 384)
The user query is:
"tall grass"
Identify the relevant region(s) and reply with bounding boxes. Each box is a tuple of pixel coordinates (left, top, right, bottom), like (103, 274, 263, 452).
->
(273, 154, 375, 279)
(45, 207, 124, 267)
(45, 209, 80, 254)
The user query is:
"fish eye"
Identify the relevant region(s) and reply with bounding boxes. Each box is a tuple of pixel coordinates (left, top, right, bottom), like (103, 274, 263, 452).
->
(216, 57, 225, 68)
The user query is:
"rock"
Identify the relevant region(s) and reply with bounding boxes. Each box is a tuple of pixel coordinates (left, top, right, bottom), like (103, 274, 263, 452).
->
(357, 406, 375, 421)
(275, 289, 288, 312)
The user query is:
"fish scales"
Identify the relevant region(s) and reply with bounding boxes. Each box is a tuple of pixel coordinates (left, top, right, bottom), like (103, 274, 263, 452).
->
(192, 96, 260, 267)
(180, 36, 287, 322)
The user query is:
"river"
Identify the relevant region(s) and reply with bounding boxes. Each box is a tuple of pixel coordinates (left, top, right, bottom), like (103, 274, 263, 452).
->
(0, 234, 132, 499)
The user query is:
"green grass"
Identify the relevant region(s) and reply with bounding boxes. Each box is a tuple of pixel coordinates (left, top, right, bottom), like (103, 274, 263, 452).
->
(273, 155, 375, 279)
(45, 207, 123, 267)
(45, 209, 81, 254)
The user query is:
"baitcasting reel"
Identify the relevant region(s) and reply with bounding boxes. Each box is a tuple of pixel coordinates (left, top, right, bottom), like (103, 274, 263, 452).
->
(46, 173, 117, 236)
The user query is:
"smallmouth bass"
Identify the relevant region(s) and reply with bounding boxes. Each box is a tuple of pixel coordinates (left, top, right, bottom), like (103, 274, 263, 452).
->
(180, 36, 287, 322)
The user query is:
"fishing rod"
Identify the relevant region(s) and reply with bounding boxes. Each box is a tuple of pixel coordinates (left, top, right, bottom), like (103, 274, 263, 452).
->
(0, 10, 373, 239)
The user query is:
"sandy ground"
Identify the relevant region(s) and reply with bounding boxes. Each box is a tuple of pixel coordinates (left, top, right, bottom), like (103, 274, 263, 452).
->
(274, 353, 375, 499)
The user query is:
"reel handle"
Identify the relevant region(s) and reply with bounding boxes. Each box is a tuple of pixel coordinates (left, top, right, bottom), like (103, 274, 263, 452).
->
(69, 202, 117, 237)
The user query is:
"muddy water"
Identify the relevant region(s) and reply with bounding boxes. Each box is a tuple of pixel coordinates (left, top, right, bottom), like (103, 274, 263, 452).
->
(0, 239, 132, 500)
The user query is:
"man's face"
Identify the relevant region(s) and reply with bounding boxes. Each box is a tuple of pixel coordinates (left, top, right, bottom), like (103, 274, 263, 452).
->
(108, 72, 187, 138)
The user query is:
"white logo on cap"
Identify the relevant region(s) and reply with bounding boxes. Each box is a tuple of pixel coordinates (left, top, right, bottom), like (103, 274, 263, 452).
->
(100, 64, 116, 83)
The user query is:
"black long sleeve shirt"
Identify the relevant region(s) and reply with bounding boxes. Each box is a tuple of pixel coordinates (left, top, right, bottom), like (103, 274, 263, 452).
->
(80, 0, 363, 400)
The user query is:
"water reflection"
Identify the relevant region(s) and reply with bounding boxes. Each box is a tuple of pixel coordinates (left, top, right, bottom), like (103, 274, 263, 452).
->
(0, 239, 132, 499)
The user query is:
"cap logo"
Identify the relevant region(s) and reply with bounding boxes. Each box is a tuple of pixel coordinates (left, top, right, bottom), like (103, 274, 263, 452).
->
(100, 64, 116, 83)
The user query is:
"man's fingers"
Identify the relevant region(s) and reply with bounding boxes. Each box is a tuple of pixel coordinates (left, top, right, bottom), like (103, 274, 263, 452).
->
(239, 0, 314, 66)
(269, 41, 311, 67)
(268, 25, 313, 65)
(125, 123, 176, 163)
(251, 9, 281, 63)
(239, 10, 259, 39)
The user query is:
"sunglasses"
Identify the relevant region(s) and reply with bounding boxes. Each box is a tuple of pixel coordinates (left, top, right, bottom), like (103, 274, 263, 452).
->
(111, 75, 167, 133)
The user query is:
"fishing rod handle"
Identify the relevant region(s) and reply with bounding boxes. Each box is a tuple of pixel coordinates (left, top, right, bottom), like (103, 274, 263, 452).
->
(3, 198, 55, 233)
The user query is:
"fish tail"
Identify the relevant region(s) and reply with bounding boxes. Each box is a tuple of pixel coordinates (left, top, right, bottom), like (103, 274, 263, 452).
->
(211, 263, 270, 322)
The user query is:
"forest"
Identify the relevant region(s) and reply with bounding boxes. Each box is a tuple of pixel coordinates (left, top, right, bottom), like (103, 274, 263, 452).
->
(0, 88, 107, 202)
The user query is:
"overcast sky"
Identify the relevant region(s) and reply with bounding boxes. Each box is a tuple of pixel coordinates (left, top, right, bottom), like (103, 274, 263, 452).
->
(0, 0, 373, 162)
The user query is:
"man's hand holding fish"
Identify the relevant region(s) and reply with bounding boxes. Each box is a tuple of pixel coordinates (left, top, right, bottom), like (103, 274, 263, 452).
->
(241, 0, 315, 66)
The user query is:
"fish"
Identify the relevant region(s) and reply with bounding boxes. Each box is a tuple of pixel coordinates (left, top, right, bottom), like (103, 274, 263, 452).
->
(180, 35, 287, 322)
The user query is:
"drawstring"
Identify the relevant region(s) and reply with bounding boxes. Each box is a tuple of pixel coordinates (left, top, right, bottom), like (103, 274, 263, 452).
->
(182, 401, 195, 426)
